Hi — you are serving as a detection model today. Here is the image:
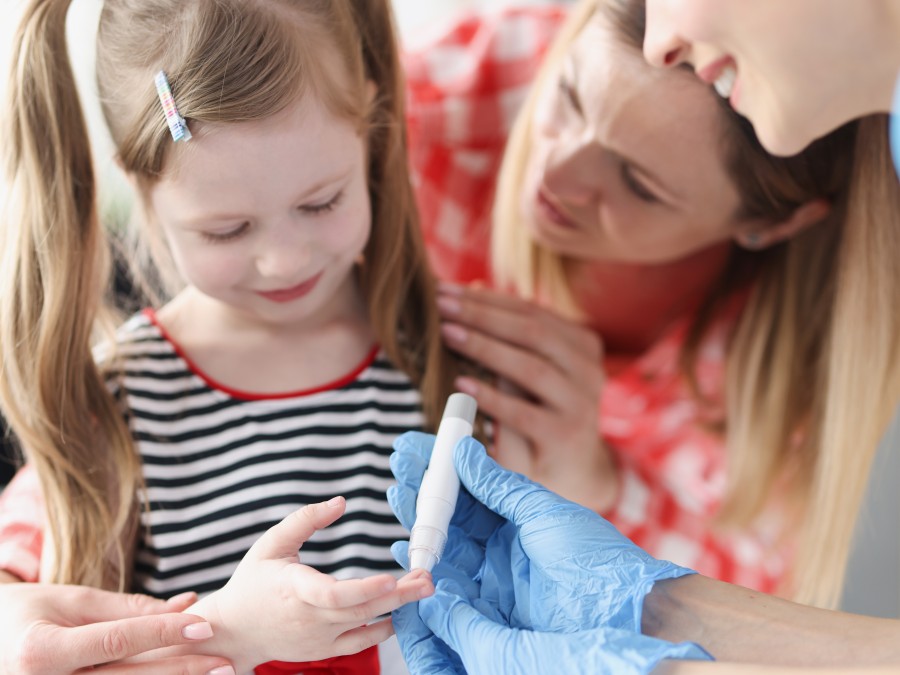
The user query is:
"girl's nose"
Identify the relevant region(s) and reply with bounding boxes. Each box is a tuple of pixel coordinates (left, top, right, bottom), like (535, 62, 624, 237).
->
(643, 0, 692, 69)
(255, 231, 311, 279)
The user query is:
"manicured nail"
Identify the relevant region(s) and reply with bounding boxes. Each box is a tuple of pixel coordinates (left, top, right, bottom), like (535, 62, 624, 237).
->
(454, 376, 478, 397)
(438, 281, 463, 295)
(183, 621, 213, 640)
(206, 667, 236, 675)
(441, 323, 468, 344)
(436, 295, 461, 316)
(326, 496, 343, 508)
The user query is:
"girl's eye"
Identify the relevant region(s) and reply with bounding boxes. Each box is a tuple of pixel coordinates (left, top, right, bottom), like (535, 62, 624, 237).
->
(301, 190, 344, 215)
(558, 75, 583, 117)
(202, 222, 250, 243)
(620, 164, 659, 204)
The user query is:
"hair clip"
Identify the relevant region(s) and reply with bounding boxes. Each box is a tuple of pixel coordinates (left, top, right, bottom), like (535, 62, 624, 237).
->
(154, 70, 192, 142)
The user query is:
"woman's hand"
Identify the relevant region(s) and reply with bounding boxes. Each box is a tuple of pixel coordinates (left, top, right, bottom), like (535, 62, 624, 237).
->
(0, 583, 232, 675)
(437, 283, 616, 512)
(190, 496, 434, 673)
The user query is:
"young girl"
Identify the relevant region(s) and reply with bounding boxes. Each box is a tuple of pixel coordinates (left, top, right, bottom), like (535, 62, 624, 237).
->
(0, 0, 450, 672)
(404, 0, 898, 608)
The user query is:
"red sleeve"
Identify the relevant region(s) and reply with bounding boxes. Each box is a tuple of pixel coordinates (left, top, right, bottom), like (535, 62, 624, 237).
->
(0, 464, 45, 582)
(403, 7, 566, 284)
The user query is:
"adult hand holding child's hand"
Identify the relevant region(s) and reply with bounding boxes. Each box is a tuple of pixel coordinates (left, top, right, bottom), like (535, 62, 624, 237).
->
(189, 496, 433, 673)
(0, 582, 230, 675)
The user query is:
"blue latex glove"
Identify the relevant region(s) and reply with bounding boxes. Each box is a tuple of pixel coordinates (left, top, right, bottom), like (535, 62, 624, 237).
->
(418, 577, 710, 675)
(388, 431, 697, 634)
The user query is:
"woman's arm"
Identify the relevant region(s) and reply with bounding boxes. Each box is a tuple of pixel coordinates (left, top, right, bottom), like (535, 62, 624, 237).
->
(644, 574, 900, 667)
(656, 662, 900, 674)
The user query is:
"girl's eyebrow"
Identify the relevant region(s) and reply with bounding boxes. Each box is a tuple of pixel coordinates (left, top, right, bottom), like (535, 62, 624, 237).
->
(293, 166, 354, 202)
(180, 167, 354, 225)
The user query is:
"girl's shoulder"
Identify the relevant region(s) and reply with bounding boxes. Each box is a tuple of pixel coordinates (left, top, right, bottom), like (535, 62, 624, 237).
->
(93, 309, 167, 362)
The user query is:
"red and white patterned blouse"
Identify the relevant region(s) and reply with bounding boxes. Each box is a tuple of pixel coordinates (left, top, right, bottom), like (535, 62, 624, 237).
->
(0, 6, 790, 595)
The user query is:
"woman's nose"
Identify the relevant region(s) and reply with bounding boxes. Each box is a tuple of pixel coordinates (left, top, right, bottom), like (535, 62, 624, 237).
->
(643, 0, 692, 68)
(543, 141, 601, 207)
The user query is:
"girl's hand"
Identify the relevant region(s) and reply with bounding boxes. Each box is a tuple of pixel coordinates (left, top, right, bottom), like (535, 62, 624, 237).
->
(0, 583, 232, 675)
(191, 496, 433, 673)
(437, 283, 617, 512)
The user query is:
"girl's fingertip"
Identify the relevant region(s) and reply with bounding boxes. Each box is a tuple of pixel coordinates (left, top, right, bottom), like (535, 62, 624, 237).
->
(326, 495, 344, 508)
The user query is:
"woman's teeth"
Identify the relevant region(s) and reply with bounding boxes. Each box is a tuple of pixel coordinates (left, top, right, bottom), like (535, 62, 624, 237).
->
(714, 66, 736, 99)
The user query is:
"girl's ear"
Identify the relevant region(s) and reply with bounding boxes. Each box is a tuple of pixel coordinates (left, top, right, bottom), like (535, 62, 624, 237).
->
(734, 198, 831, 250)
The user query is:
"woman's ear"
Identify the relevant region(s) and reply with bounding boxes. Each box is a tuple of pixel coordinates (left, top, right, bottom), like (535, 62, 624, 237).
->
(734, 198, 831, 250)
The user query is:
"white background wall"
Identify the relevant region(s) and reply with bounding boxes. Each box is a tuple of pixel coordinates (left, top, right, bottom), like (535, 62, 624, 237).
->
(0, 0, 897, 619)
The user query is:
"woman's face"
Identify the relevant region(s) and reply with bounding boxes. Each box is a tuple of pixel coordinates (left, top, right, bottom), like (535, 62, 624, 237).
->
(522, 12, 743, 264)
(642, 0, 895, 155)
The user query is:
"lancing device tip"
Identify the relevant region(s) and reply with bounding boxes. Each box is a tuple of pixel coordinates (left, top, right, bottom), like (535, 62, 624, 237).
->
(408, 393, 477, 572)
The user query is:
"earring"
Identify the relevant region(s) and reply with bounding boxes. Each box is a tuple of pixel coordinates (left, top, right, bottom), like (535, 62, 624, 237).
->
(741, 232, 765, 250)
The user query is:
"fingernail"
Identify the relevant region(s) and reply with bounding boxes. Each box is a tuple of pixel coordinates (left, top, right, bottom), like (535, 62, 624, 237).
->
(441, 323, 467, 344)
(326, 496, 343, 508)
(438, 281, 463, 295)
(454, 376, 478, 396)
(206, 667, 236, 675)
(436, 295, 461, 316)
(183, 621, 214, 640)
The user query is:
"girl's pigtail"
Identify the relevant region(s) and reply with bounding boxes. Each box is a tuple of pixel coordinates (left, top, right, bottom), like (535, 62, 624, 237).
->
(1, 0, 138, 588)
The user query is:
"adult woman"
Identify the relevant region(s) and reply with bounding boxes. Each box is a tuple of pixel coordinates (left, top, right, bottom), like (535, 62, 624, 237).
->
(405, 0, 888, 607)
(389, 0, 900, 671)
(642, 0, 900, 158)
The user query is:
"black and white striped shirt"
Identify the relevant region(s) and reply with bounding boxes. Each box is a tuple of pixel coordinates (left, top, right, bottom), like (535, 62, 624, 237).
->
(109, 311, 421, 598)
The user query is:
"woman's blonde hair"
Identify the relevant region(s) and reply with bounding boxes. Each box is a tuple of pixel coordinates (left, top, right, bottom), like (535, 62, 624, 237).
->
(493, 0, 900, 607)
(1, 0, 456, 590)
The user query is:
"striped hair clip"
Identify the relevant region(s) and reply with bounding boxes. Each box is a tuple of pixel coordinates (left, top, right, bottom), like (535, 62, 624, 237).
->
(155, 70, 192, 142)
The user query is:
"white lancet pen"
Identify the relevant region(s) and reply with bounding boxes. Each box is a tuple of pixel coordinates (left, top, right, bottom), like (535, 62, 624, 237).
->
(408, 393, 477, 572)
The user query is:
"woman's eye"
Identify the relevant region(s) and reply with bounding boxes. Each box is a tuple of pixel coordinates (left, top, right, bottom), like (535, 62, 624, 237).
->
(301, 190, 344, 215)
(558, 75, 583, 117)
(202, 222, 250, 243)
(620, 164, 659, 204)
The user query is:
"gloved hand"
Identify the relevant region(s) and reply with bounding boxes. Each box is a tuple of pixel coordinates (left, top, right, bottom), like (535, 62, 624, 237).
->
(388, 431, 697, 634)
(416, 578, 710, 675)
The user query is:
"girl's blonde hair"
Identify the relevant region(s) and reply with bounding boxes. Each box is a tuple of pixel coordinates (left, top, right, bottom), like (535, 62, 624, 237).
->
(493, 0, 900, 608)
(1, 0, 456, 590)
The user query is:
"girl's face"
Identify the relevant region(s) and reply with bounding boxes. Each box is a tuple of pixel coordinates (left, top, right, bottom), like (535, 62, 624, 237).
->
(642, 0, 894, 155)
(149, 94, 371, 330)
(522, 13, 744, 264)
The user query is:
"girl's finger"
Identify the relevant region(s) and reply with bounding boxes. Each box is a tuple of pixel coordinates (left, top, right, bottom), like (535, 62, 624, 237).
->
(291, 568, 402, 609)
(315, 574, 434, 627)
(252, 497, 347, 561)
(330, 617, 396, 658)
